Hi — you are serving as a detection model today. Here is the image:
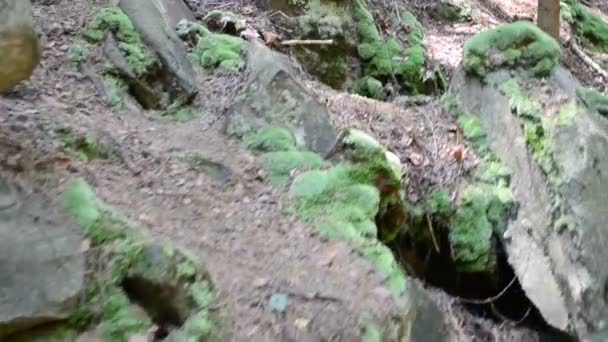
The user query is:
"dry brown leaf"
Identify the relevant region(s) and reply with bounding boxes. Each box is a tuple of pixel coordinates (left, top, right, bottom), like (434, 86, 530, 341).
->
(451, 146, 465, 162)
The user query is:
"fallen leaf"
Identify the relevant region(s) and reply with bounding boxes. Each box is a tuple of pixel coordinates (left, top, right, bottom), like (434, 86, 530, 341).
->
(451, 146, 465, 161)
(269, 292, 289, 313)
(318, 244, 341, 267)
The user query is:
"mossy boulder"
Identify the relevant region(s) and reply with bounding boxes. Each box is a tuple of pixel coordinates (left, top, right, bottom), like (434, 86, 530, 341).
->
(226, 41, 337, 155)
(179, 22, 247, 72)
(62, 179, 218, 341)
(450, 66, 608, 337)
(463, 21, 560, 78)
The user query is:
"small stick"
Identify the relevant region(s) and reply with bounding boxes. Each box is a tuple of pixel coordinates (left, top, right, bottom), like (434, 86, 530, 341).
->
(426, 214, 441, 253)
(280, 39, 334, 46)
(571, 40, 608, 79)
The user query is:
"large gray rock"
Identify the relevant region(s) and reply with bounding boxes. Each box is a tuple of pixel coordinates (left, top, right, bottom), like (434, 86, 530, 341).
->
(119, 0, 198, 103)
(450, 67, 608, 338)
(0, 178, 85, 339)
(225, 40, 337, 155)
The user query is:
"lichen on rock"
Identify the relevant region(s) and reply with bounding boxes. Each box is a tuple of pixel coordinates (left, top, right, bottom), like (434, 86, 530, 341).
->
(463, 21, 560, 78)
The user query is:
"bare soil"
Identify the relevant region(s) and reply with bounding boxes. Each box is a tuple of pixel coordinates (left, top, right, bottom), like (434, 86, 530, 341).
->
(2, 0, 605, 341)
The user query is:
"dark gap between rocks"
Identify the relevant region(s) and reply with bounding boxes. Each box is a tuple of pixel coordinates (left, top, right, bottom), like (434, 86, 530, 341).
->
(382, 221, 574, 341)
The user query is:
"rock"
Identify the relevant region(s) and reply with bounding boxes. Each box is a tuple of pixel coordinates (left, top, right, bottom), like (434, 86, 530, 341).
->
(118, 0, 198, 103)
(0, 0, 41, 92)
(450, 64, 608, 338)
(225, 40, 337, 155)
(0, 178, 86, 339)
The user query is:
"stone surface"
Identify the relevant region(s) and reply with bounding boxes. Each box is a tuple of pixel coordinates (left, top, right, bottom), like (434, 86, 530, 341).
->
(0, 178, 85, 339)
(0, 0, 41, 92)
(450, 66, 608, 337)
(225, 40, 337, 155)
(119, 0, 198, 102)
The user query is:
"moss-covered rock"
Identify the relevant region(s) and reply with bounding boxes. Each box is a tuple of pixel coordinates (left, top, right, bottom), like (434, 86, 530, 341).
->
(463, 21, 560, 78)
(84, 7, 157, 76)
(190, 26, 247, 72)
(63, 179, 218, 341)
(355, 76, 384, 99)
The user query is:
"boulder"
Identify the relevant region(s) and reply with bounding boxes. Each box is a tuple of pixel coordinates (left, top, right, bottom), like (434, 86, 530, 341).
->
(0, 0, 40, 92)
(225, 40, 337, 155)
(450, 65, 608, 338)
(0, 178, 86, 339)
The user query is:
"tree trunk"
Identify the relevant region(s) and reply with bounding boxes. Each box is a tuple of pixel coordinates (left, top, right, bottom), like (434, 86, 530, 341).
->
(537, 0, 561, 41)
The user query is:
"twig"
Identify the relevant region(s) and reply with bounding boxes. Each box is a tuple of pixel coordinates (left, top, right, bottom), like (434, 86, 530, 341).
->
(571, 40, 608, 79)
(426, 214, 441, 253)
(456, 275, 519, 305)
(491, 303, 532, 325)
(280, 39, 334, 46)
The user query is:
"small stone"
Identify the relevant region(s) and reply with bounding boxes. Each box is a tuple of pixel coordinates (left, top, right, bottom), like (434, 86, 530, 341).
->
(372, 286, 392, 300)
(408, 152, 423, 166)
(176, 178, 186, 186)
(183, 198, 192, 205)
(253, 277, 268, 288)
(294, 318, 310, 330)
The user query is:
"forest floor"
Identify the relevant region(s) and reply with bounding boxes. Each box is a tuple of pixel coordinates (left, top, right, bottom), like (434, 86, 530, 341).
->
(1, 0, 607, 340)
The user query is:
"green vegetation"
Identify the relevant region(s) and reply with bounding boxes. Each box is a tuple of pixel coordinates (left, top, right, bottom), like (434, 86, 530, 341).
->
(190, 25, 247, 72)
(463, 21, 560, 78)
(352, 0, 434, 95)
(441, 94, 515, 273)
(577, 86, 608, 116)
(498, 79, 557, 179)
(54, 129, 113, 162)
(262, 151, 327, 186)
(83, 7, 157, 76)
(450, 184, 512, 272)
(63, 179, 217, 341)
(104, 75, 128, 110)
(355, 77, 384, 99)
(67, 41, 90, 64)
(244, 126, 297, 152)
(572, 6, 608, 52)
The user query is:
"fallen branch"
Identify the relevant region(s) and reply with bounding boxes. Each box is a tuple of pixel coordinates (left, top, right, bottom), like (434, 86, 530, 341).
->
(280, 39, 334, 46)
(426, 214, 441, 253)
(571, 40, 608, 79)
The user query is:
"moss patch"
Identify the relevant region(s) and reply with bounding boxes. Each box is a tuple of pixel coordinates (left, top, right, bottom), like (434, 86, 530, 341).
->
(84, 7, 157, 76)
(463, 21, 560, 78)
(572, 5, 608, 52)
(189, 25, 247, 72)
(498, 79, 558, 180)
(54, 128, 113, 162)
(262, 151, 327, 186)
(576, 86, 608, 116)
(63, 179, 217, 340)
(244, 126, 297, 152)
(352, 0, 435, 95)
(442, 94, 515, 274)
(450, 184, 512, 273)
(355, 77, 384, 99)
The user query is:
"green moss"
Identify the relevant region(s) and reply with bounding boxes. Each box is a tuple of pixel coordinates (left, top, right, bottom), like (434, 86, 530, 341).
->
(476, 161, 511, 184)
(244, 126, 297, 152)
(63, 179, 128, 245)
(362, 242, 406, 294)
(576, 86, 608, 116)
(104, 75, 128, 110)
(463, 21, 560, 78)
(262, 151, 327, 186)
(361, 320, 383, 342)
(573, 6, 608, 52)
(54, 128, 113, 162)
(458, 114, 485, 140)
(450, 184, 513, 272)
(426, 188, 452, 218)
(555, 100, 579, 125)
(191, 26, 247, 72)
(98, 290, 151, 342)
(68, 41, 90, 64)
(352, 0, 430, 94)
(84, 7, 157, 76)
(355, 77, 383, 99)
(498, 79, 558, 179)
